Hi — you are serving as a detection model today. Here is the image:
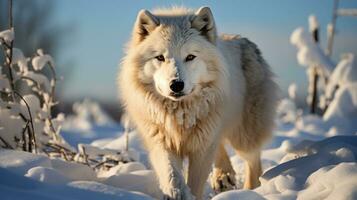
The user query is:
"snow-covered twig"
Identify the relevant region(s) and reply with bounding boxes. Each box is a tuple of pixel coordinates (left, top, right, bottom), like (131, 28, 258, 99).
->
(13, 91, 37, 153)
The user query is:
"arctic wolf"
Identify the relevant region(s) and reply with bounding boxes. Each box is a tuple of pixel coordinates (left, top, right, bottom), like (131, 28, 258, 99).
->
(118, 6, 278, 200)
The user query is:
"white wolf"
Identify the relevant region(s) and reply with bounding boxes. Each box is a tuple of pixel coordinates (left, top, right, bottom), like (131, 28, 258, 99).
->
(118, 6, 278, 200)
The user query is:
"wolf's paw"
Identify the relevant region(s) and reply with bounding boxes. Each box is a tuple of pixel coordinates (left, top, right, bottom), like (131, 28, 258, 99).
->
(162, 186, 195, 200)
(211, 169, 236, 193)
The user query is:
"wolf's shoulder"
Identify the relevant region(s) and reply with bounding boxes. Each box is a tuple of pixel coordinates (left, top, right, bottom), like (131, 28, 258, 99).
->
(220, 34, 265, 68)
(220, 34, 261, 57)
(220, 34, 271, 88)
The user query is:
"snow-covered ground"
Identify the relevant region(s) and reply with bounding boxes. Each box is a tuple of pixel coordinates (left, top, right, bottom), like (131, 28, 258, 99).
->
(1, 98, 356, 200)
(2, 7, 356, 199)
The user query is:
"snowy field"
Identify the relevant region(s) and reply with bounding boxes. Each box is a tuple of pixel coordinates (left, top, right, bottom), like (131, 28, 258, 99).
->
(1, 9, 357, 200)
(1, 96, 357, 200)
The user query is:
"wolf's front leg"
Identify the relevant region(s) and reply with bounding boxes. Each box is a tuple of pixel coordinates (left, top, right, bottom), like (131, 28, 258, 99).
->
(148, 145, 194, 200)
(188, 145, 217, 200)
(211, 143, 236, 193)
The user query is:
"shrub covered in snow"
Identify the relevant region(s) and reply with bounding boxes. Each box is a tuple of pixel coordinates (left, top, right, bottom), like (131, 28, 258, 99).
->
(0, 28, 66, 152)
(1, 12, 134, 179)
(290, 14, 357, 134)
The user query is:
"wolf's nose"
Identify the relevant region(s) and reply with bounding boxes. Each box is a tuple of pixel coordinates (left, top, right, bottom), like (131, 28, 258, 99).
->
(170, 79, 184, 93)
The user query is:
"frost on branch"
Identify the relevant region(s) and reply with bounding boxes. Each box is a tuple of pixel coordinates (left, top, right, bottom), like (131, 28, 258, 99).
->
(290, 27, 334, 74)
(9, 48, 28, 71)
(288, 83, 297, 100)
(308, 15, 319, 32)
(32, 49, 55, 71)
(0, 28, 14, 44)
(0, 68, 10, 91)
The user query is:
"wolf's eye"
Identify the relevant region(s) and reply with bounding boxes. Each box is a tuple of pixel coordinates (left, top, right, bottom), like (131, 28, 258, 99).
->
(185, 54, 196, 62)
(155, 55, 165, 62)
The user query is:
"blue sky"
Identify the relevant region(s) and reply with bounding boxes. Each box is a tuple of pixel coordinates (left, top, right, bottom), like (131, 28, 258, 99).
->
(52, 0, 357, 102)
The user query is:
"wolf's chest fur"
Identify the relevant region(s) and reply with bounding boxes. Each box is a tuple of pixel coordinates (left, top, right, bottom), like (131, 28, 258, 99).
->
(144, 87, 222, 154)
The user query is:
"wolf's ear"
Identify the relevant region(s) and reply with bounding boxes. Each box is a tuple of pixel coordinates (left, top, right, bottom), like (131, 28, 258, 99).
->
(133, 9, 159, 43)
(191, 7, 217, 44)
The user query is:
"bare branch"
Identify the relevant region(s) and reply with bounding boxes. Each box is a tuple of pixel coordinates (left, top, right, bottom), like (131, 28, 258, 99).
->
(5, 0, 15, 100)
(47, 61, 57, 100)
(0, 135, 13, 149)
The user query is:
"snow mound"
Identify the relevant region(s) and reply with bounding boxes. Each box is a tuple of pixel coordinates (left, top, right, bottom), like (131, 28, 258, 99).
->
(60, 99, 122, 147)
(68, 181, 153, 200)
(0, 148, 158, 199)
(0, 166, 153, 200)
(215, 136, 357, 200)
(323, 83, 357, 134)
(326, 54, 357, 96)
(212, 190, 265, 200)
(298, 162, 357, 200)
(25, 166, 70, 184)
(63, 99, 116, 129)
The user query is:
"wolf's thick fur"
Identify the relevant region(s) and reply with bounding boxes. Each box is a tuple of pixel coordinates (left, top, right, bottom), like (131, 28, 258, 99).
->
(118, 6, 278, 200)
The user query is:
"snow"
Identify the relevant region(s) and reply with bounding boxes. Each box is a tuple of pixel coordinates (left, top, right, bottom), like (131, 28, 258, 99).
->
(21, 94, 42, 118)
(62, 99, 117, 132)
(308, 15, 319, 32)
(0, 28, 14, 43)
(0, 148, 156, 199)
(290, 27, 334, 74)
(327, 23, 333, 35)
(10, 47, 28, 71)
(61, 99, 122, 147)
(68, 181, 153, 200)
(0, 73, 11, 91)
(277, 98, 299, 124)
(98, 162, 147, 177)
(1, 96, 357, 199)
(298, 163, 357, 200)
(325, 54, 357, 101)
(323, 83, 357, 133)
(0, 108, 24, 147)
(214, 135, 357, 200)
(322, 54, 357, 134)
(212, 190, 265, 200)
(288, 83, 297, 100)
(32, 49, 55, 71)
(23, 71, 52, 92)
(0, 167, 153, 200)
(25, 166, 71, 184)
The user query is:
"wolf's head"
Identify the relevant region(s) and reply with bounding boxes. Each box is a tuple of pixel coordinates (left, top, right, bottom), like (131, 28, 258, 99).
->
(126, 7, 224, 101)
